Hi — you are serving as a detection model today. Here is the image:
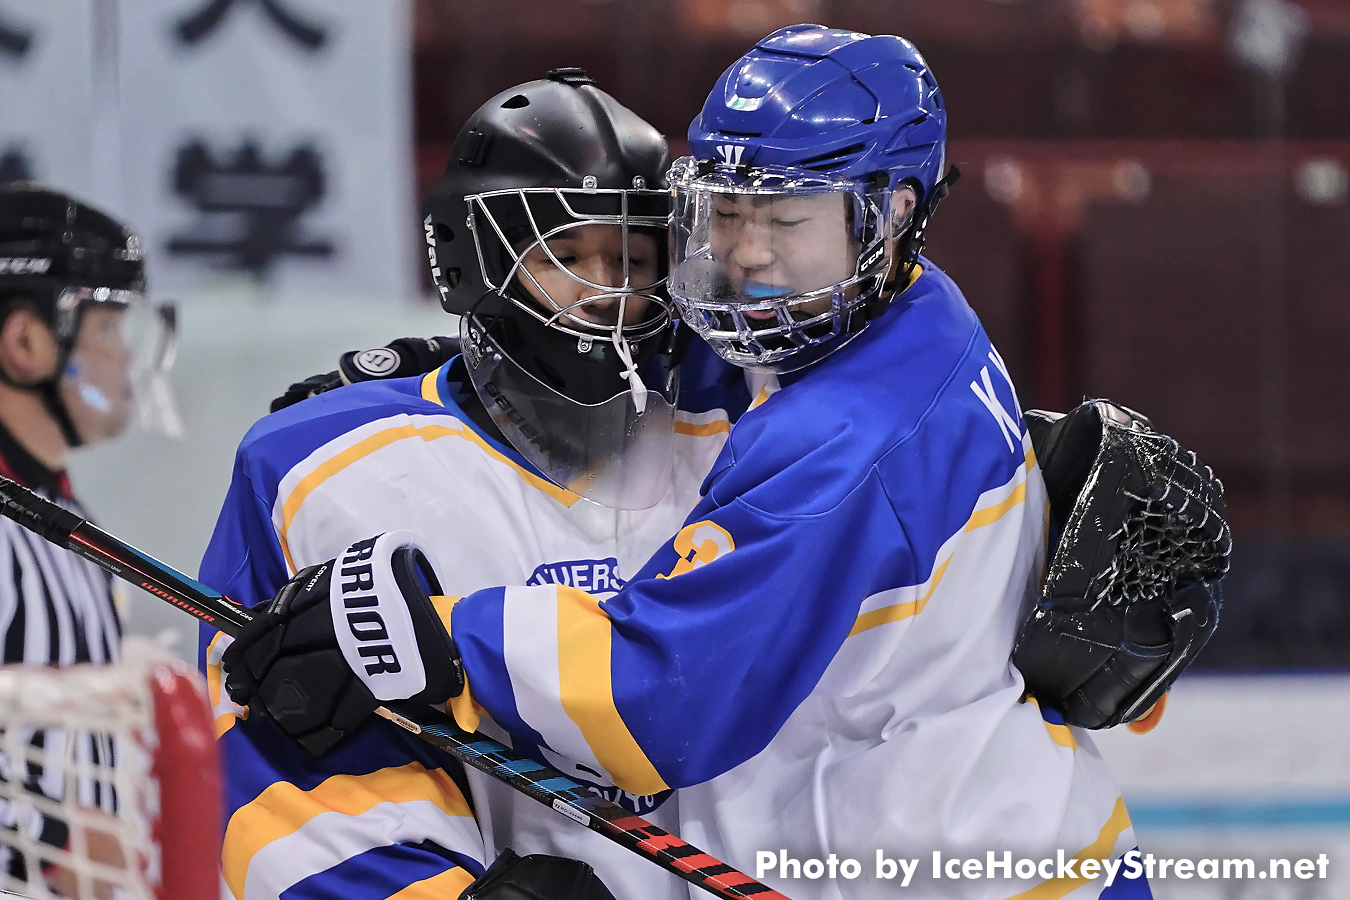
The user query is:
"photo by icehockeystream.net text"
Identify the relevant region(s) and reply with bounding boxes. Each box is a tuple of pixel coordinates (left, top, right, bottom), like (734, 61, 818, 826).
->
(756, 849, 1332, 887)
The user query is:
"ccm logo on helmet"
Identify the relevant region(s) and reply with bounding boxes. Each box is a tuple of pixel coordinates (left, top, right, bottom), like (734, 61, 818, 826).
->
(859, 242, 885, 273)
(0, 257, 53, 276)
(338, 537, 402, 676)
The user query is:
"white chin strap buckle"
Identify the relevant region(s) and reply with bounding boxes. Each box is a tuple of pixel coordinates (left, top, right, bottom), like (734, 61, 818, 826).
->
(610, 331, 648, 414)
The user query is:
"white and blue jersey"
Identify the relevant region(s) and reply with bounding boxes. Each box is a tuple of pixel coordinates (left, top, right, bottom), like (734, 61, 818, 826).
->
(199, 346, 747, 900)
(445, 263, 1149, 899)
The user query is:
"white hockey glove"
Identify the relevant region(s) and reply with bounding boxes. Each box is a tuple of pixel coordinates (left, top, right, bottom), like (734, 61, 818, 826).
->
(222, 531, 463, 755)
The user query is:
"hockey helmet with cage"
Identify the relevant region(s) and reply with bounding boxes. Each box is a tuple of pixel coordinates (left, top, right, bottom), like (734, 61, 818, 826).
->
(422, 71, 681, 509)
(0, 183, 180, 445)
(668, 25, 958, 373)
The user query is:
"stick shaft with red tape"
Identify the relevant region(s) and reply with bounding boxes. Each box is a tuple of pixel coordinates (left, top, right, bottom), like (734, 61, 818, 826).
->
(0, 474, 788, 899)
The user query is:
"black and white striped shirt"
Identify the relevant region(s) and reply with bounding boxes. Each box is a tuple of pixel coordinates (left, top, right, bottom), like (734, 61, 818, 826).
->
(0, 423, 123, 886)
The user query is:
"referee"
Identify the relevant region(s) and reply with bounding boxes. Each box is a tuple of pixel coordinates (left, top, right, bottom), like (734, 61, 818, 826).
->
(0, 183, 169, 896)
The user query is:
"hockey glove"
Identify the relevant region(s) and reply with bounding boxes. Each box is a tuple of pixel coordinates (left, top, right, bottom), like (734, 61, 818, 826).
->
(459, 849, 618, 900)
(269, 336, 460, 412)
(222, 531, 464, 755)
(1015, 400, 1230, 729)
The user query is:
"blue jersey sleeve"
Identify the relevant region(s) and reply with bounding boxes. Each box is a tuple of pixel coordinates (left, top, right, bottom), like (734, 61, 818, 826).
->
(199, 449, 290, 609)
(448, 265, 1033, 797)
(450, 424, 933, 794)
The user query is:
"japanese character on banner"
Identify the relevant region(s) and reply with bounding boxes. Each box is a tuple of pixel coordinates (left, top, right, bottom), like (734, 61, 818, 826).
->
(174, 0, 328, 51)
(166, 139, 334, 280)
(0, 7, 33, 59)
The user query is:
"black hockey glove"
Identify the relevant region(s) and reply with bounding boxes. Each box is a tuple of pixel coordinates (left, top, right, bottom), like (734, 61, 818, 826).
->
(269, 336, 460, 412)
(1014, 400, 1231, 730)
(460, 849, 618, 900)
(222, 532, 464, 756)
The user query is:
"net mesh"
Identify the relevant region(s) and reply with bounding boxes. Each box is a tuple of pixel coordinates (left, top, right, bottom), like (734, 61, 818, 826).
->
(0, 637, 218, 900)
(1098, 445, 1231, 610)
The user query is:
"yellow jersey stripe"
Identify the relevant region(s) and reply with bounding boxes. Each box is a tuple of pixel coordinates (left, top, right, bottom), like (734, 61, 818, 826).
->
(1024, 696, 1078, 751)
(388, 867, 476, 899)
(966, 450, 1035, 533)
(206, 632, 243, 737)
(420, 370, 443, 406)
(849, 557, 951, 637)
(965, 482, 1028, 532)
(675, 418, 732, 437)
(430, 594, 457, 633)
(427, 595, 483, 732)
(278, 421, 581, 567)
(1044, 722, 1078, 750)
(223, 762, 472, 899)
(278, 423, 462, 569)
(555, 586, 670, 796)
(1001, 797, 1132, 900)
(413, 367, 578, 502)
(850, 452, 1033, 636)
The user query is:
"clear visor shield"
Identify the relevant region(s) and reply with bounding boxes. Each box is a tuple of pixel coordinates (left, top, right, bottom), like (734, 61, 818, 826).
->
(459, 314, 678, 510)
(57, 288, 183, 444)
(468, 187, 673, 343)
(668, 158, 892, 370)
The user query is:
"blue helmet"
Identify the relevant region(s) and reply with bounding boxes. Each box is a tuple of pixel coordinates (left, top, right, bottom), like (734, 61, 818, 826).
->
(690, 24, 947, 209)
(669, 25, 955, 373)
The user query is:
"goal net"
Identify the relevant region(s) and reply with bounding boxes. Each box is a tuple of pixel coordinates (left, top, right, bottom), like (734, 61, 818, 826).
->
(0, 638, 220, 899)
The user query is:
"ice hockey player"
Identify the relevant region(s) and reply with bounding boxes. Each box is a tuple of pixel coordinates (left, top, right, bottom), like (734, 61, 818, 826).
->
(225, 27, 1231, 899)
(0, 183, 179, 898)
(201, 71, 747, 900)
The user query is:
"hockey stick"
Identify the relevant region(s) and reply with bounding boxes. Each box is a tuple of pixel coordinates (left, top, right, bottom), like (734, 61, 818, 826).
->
(0, 475, 786, 900)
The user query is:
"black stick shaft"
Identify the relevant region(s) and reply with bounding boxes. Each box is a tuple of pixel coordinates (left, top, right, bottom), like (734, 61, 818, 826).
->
(0, 475, 785, 900)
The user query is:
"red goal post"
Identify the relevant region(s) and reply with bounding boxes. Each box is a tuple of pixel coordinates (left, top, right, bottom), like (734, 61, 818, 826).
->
(0, 637, 221, 899)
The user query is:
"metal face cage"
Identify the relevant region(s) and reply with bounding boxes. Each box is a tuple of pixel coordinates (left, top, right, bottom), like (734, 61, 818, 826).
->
(465, 186, 674, 345)
(666, 157, 894, 373)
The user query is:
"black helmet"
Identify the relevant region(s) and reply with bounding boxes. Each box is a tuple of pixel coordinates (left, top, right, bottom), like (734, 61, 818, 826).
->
(0, 181, 146, 343)
(423, 68, 671, 327)
(422, 71, 681, 509)
(0, 183, 179, 447)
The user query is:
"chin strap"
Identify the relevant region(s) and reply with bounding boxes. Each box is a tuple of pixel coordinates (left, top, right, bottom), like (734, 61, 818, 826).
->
(609, 330, 649, 414)
(901, 165, 961, 271)
(39, 380, 82, 449)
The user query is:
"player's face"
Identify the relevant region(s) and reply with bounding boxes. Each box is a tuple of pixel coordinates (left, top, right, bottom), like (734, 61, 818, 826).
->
(59, 305, 134, 444)
(708, 192, 858, 319)
(516, 225, 660, 329)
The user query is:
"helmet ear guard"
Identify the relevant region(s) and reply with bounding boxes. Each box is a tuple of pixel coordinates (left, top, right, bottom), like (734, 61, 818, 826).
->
(896, 165, 961, 271)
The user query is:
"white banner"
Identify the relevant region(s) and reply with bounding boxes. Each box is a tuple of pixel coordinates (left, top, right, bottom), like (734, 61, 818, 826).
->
(117, 0, 416, 301)
(0, 2, 105, 204)
(3, 0, 416, 302)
